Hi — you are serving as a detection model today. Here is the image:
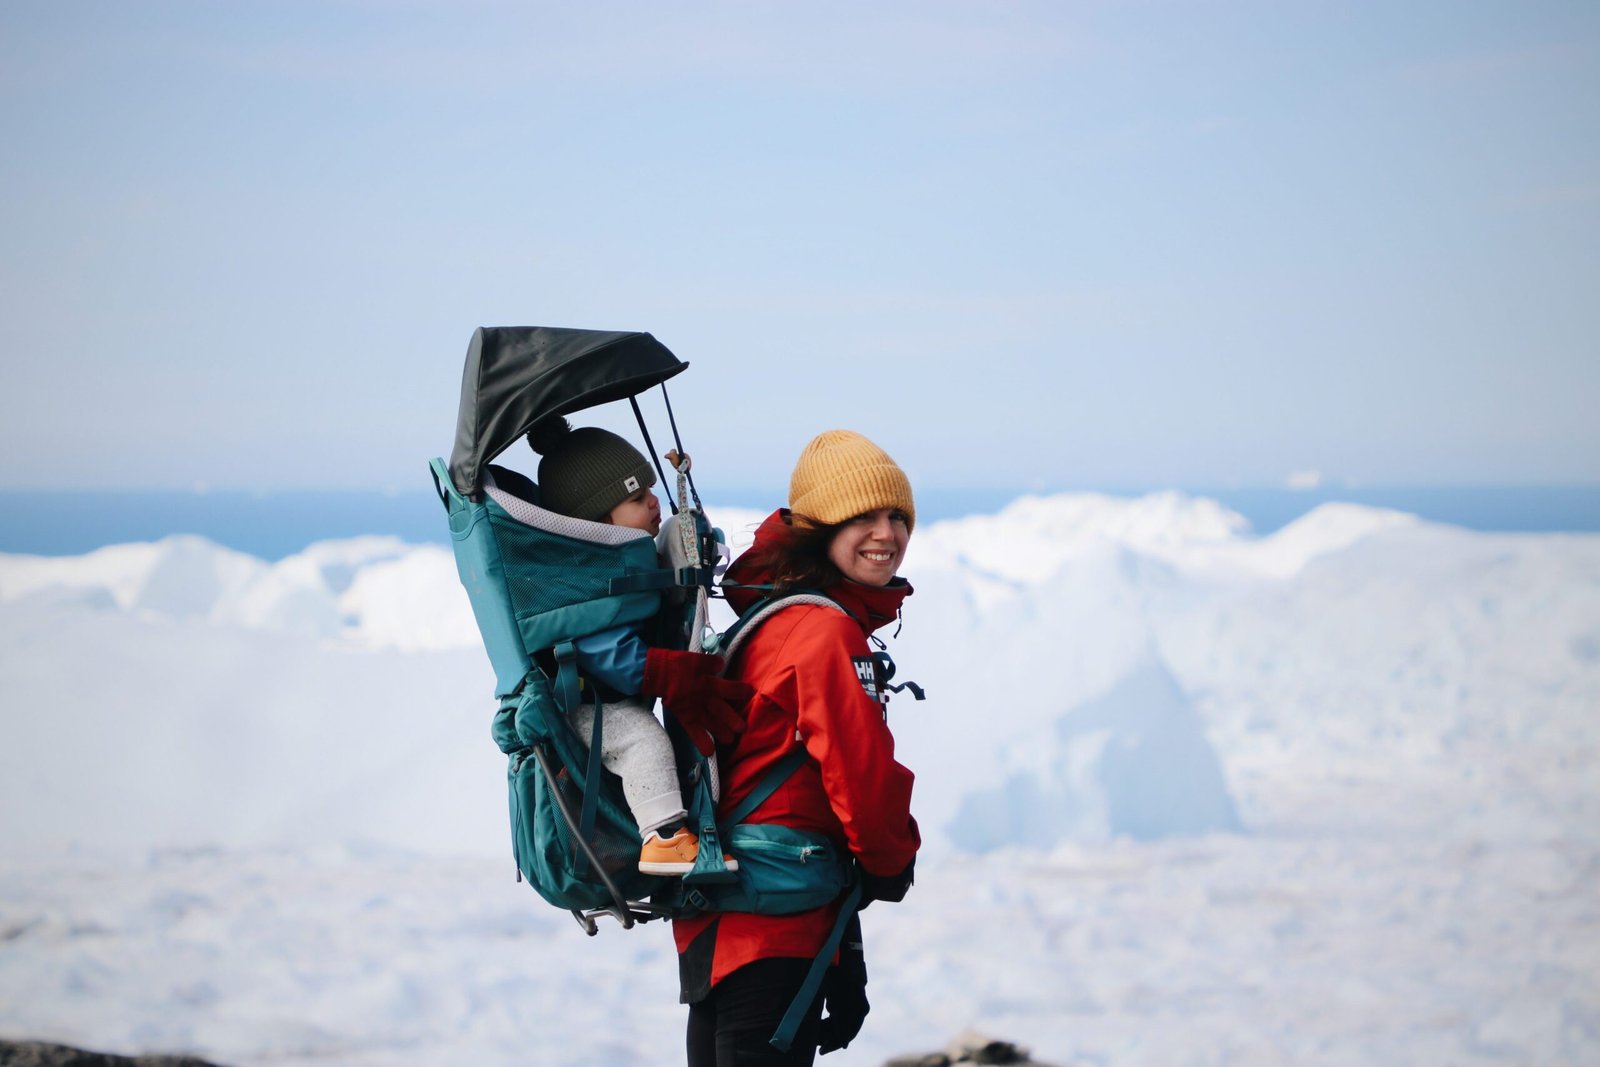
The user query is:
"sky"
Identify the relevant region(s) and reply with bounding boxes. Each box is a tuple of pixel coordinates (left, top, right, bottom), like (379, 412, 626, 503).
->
(1, 0, 1597, 495)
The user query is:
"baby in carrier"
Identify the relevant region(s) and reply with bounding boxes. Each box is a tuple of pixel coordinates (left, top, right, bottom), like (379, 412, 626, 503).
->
(526, 416, 745, 874)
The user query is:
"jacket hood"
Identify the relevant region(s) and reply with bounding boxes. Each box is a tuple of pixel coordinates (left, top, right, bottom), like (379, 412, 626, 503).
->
(722, 509, 912, 634)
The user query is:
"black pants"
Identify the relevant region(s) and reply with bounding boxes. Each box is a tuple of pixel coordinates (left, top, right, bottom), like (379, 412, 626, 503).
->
(685, 957, 825, 1067)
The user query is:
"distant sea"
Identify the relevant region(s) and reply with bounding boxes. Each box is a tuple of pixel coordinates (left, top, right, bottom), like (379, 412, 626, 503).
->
(3, 485, 1598, 562)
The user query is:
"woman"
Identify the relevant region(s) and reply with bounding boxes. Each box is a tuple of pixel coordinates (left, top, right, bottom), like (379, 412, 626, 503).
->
(677, 429, 922, 1065)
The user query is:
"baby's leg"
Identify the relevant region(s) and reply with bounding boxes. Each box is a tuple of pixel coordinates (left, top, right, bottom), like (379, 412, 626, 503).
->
(570, 698, 686, 838)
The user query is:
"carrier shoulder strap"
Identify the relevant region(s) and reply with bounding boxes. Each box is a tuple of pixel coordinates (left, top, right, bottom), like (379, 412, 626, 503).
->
(723, 749, 809, 827)
(772, 882, 864, 1053)
(710, 591, 847, 828)
(714, 592, 866, 1053)
(718, 591, 847, 666)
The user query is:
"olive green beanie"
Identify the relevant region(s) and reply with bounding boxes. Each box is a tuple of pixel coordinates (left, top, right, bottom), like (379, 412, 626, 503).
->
(526, 416, 655, 522)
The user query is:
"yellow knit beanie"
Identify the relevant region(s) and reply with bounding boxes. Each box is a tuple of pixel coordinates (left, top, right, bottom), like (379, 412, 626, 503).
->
(788, 430, 915, 531)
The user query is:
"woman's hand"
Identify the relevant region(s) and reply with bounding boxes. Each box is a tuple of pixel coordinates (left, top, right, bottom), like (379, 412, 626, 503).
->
(857, 857, 915, 907)
(817, 917, 869, 1054)
(641, 649, 750, 756)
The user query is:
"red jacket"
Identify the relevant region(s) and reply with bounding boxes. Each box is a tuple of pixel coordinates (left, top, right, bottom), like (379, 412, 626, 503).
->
(673, 509, 921, 997)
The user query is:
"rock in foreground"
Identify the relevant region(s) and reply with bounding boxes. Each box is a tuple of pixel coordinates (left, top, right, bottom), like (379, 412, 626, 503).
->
(0, 1040, 227, 1067)
(884, 1028, 1072, 1066)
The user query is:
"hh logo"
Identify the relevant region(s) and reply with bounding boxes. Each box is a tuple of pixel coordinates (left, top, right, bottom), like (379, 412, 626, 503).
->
(851, 655, 889, 711)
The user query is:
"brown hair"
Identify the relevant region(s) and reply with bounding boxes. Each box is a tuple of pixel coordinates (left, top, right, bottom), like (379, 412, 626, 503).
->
(745, 511, 845, 596)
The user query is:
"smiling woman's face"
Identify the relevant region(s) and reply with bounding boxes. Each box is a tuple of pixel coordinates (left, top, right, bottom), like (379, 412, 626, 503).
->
(827, 507, 912, 586)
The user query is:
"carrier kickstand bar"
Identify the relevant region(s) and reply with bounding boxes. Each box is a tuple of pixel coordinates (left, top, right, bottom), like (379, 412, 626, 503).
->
(531, 744, 636, 931)
(574, 899, 671, 935)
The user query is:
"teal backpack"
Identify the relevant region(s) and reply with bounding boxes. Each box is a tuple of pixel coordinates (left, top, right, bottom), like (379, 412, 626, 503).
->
(434, 326, 874, 1051)
(429, 456, 679, 913)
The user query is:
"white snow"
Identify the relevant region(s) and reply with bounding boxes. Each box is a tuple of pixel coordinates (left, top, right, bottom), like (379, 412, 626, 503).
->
(947, 651, 1242, 851)
(1, 491, 1597, 1066)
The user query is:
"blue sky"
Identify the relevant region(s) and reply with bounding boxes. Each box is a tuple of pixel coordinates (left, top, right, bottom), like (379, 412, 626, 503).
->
(2, 1, 1596, 494)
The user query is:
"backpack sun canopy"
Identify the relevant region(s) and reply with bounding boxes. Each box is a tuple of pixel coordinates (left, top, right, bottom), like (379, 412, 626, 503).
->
(448, 326, 689, 498)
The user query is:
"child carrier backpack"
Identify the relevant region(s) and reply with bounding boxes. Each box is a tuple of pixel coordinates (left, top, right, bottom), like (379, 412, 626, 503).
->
(431, 326, 899, 1052)
(431, 326, 729, 931)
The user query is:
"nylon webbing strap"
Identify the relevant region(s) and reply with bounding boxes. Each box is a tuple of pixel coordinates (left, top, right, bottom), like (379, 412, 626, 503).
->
(427, 457, 451, 508)
(608, 571, 671, 594)
(608, 567, 714, 594)
(553, 642, 582, 716)
(573, 685, 604, 881)
(725, 748, 810, 827)
(769, 882, 865, 1052)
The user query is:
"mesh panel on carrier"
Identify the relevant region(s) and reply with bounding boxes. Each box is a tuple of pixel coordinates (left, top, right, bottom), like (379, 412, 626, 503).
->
(488, 508, 642, 620)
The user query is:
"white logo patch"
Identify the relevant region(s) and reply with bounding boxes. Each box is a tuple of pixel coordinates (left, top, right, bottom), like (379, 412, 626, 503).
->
(852, 655, 888, 712)
(623, 475, 641, 493)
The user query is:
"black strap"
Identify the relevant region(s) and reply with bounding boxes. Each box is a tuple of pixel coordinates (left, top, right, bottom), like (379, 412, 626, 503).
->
(873, 650, 927, 701)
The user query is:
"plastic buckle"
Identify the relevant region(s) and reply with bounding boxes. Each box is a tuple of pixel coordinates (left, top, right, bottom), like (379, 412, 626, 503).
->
(683, 824, 740, 886)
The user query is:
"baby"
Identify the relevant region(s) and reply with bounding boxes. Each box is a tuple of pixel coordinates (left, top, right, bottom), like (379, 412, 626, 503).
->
(526, 416, 743, 874)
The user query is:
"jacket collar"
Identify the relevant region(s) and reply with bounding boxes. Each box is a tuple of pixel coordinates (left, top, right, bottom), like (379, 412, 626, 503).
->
(723, 509, 912, 636)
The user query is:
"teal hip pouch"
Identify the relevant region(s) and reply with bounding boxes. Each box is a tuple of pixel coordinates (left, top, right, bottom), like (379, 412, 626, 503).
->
(710, 824, 853, 915)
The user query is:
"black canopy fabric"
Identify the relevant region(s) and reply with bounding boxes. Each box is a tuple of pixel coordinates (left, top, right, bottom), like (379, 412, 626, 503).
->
(448, 326, 688, 498)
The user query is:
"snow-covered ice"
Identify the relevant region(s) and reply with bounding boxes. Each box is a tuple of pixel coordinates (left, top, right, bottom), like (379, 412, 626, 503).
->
(1, 492, 1597, 1066)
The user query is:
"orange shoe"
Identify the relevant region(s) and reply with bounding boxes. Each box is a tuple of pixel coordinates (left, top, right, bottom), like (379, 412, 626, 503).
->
(639, 827, 700, 875)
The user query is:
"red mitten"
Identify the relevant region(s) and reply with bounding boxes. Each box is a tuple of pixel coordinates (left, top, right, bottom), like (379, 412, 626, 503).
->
(642, 649, 752, 756)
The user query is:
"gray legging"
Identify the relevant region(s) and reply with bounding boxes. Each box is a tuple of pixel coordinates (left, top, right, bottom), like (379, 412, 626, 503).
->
(568, 697, 687, 837)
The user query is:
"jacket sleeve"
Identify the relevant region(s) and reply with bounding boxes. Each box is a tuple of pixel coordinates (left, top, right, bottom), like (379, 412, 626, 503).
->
(781, 610, 920, 877)
(574, 624, 649, 696)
